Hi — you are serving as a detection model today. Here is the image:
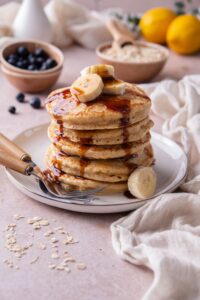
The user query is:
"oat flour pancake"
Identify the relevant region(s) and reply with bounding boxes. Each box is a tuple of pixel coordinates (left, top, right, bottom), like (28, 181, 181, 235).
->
(48, 125, 151, 159)
(45, 84, 151, 130)
(45, 64, 155, 195)
(50, 118, 154, 145)
(46, 144, 154, 183)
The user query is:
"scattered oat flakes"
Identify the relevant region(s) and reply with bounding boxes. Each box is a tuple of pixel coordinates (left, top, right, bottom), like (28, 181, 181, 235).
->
(76, 263, 87, 270)
(13, 214, 24, 220)
(30, 256, 39, 264)
(32, 217, 42, 222)
(44, 230, 54, 237)
(63, 236, 78, 245)
(27, 219, 35, 224)
(51, 237, 59, 243)
(63, 257, 75, 263)
(39, 220, 49, 226)
(54, 227, 64, 231)
(33, 222, 41, 230)
(49, 264, 56, 270)
(38, 243, 46, 250)
(65, 267, 71, 273)
(51, 252, 60, 259)
(56, 265, 65, 271)
(6, 236, 16, 245)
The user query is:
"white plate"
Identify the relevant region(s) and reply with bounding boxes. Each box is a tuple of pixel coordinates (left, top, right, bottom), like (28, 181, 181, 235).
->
(6, 124, 187, 214)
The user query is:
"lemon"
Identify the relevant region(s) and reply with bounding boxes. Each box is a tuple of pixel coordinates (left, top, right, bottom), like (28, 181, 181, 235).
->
(139, 7, 176, 44)
(167, 14, 200, 54)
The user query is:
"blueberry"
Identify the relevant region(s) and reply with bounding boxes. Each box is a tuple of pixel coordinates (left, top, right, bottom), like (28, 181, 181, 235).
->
(16, 61, 24, 69)
(7, 54, 18, 64)
(45, 58, 57, 69)
(7, 58, 17, 66)
(22, 59, 29, 69)
(17, 46, 29, 58)
(40, 63, 48, 71)
(16, 92, 25, 103)
(27, 64, 36, 71)
(28, 54, 36, 64)
(30, 97, 41, 109)
(35, 57, 44, 68)
(35, 48, 48, 58)
(8, 106, 16, 114)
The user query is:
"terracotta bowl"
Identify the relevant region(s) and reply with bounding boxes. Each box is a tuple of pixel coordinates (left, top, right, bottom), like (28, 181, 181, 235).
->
(0, 40, 64, 93)
(96, 41, 169, 83)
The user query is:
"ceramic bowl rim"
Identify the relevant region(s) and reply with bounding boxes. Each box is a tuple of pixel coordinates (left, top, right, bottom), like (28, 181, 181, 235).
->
(1, 39, 64, 75)
(1, 65, 61, 79)
(96, 41, 169, 66)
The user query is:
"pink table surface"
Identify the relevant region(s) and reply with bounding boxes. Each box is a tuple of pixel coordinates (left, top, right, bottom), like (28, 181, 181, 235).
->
(0, 44, 199, 300)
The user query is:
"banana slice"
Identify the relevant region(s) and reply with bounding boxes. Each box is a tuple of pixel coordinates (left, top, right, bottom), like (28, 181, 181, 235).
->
(128, 167, 157, 199)
(71, 74, 103, 103)
(81, 64, 115, 78)
(103, 78, 126, 95)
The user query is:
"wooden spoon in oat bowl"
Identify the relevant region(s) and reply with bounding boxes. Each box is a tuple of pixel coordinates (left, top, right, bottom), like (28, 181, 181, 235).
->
(97, 18, 169, 82)
(106, 18, 136, 49)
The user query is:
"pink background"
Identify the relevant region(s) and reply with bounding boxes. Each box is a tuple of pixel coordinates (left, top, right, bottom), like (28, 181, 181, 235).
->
(0, 1, 200, 300)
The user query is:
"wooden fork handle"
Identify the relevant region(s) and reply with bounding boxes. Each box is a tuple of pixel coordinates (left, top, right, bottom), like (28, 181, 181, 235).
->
(0, 133, 31, 162)
(0, 150, 33, 175)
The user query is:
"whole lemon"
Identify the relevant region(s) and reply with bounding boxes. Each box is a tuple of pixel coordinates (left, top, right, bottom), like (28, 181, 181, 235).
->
(167, 14, 200, 54)
(139, 7, 176, 44)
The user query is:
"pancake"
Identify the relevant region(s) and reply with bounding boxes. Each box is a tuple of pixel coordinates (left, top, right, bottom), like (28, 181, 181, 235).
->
(45, 84, 151, 130)
(48, 125, 151, 159)
(44, 167, 128, 195)
(50, 118, 154, 145)
(60, 180, 127, 195)
(46, 144, 154, 183)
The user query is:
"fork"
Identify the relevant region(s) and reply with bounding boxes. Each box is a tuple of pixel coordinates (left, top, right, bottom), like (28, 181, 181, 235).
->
(0, 132, 104, 202)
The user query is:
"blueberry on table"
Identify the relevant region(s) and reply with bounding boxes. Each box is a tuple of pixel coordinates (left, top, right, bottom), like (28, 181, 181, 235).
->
(8, 106, 16, 114)
(17, 46, 29, 58)
(16, 92, 25, 103)
(35, 48, 48, 58)
(30, 97, 41, 109)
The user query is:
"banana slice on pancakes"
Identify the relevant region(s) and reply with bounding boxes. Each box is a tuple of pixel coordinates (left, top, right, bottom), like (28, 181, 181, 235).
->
(128, 167, 157, 199)
(103, 79, 126, 95)
(71, 73, 103, 103)
(81, 64, 115, 78)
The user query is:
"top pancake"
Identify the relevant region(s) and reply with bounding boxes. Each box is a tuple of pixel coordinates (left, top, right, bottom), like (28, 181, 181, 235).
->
(45, 83, 151, 130)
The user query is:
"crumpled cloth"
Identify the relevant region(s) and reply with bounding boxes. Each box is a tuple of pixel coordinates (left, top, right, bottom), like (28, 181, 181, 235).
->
(0, 0, 112, 49)
(111, 75, 200, 300)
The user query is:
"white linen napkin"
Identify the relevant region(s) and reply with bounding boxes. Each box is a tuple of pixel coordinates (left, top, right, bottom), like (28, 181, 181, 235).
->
(45, 0, 112, 49)
(111, 75, 200, 300)
(0, 0, 112, 49)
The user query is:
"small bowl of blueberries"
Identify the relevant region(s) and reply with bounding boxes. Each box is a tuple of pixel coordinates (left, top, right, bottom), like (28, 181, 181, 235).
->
(0, 40, 64, 93)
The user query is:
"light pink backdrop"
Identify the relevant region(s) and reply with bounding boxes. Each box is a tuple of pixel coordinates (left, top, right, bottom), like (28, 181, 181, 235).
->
(0, 1, 200, 300)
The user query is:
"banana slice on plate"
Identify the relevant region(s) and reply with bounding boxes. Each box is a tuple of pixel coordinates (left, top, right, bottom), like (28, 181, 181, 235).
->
(81, 64, 115, 78)
(71, 74, 104, 103)
(103, 79, 126, 95)
(128, 167, 157, 200)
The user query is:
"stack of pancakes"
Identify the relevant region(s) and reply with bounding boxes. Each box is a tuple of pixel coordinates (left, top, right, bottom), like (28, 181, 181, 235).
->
(45, 78, 154, 194)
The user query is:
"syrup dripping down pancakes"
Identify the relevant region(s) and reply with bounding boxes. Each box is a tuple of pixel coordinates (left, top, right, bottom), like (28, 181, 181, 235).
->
(45, 66, 154, 194)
